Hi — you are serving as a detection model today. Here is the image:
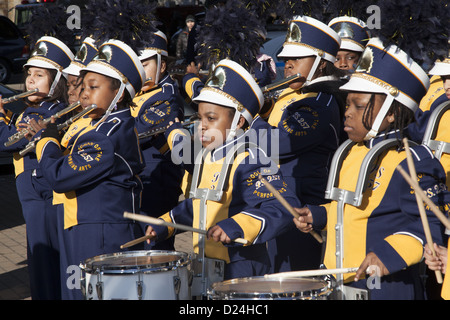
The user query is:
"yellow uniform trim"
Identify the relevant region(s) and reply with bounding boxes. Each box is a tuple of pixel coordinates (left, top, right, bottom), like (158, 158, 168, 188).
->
(267, 88, 318, 127)
(384, 234, 424, 267)
(36, 137, 60, 162)
(167, 128, 187, 150)
(184, 76, 201, 100)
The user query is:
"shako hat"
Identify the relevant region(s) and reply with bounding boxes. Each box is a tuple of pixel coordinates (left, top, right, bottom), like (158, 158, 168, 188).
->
(328, 16, 370, 53)
(24, 36, 74, 96)
(193, 59, 264, 141)
(82, 39, 145, 123)
(63, 37, 98, 77)
(278, 15, 341, 83)
(340, 37, 430, 140)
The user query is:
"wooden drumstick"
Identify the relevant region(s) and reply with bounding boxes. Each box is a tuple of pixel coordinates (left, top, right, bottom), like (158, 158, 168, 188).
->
(120, 234, 153, 249)
(123, 212, 248, 245)
(259, 176, 323, 243)
(402, 138, 443, 283)
(265, 267, 359, 279)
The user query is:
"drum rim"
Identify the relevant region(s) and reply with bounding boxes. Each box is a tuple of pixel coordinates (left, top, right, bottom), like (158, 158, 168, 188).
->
(79, 250, 190, 274)
(208, 276, 331, 300)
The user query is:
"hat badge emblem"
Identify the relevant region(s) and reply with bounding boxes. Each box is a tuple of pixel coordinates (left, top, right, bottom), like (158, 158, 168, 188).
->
(207, 67, 227, 90)
(286, 22, 302, 43)
(355, 46, 374, 74)
(32, 41, 48, 58)
(93, 45, 113, 63)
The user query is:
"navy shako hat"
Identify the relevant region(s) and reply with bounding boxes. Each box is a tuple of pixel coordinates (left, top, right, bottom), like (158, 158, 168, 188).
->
(193, 59, 264, 141)
(328, 16, 370, 53)
(139, 30, 168, 86)
(340, 37, 430, 140)
(83, 39, 145, 123)
(24, 36, 74, 96)
(278, 15, 341, 83)
(63, 37, 98, 77)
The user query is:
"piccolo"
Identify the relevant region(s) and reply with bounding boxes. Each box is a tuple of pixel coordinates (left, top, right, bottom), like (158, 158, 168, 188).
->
(1, 88, 39, 104)
(4, 101, 81, 147)
(138, 113, 199, 140)
(19, 104, 97, 156)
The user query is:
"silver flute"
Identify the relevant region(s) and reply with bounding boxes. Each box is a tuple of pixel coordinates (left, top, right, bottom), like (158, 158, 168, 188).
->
(4, 101, 81, 147)
(19, 104, 97, 156)
(1, 88, 39, 104)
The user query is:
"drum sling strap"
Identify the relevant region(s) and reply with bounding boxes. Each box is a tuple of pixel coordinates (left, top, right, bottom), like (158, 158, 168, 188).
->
(325, 138, 417, 300)
(188, 141, 258, 297)
(422, 101, 450, 161)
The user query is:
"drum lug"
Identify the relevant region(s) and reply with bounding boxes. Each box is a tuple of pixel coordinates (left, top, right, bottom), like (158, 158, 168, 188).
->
(96, 281, 103, 300)
(136, 280, 143, 300)
(80, 276, 86, 299)
(173, 276, 181, 300)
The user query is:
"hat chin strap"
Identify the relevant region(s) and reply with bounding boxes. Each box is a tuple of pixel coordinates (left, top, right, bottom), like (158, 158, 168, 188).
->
(364, 94, 395, 141)
(47, 70, 62, 97)
(94, 83, 125, 128)
(303, 55, 323, 87)
(226, 111, 242, 142)
(155, 54, 161, 85)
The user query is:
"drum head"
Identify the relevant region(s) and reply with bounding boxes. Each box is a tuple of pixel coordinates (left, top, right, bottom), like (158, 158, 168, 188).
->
(80, 250, 190, 274)
(210, 276, 330, 300)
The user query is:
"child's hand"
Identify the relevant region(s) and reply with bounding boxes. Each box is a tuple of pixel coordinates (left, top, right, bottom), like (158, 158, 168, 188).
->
(144, 225, 157, 244)
(292, 207, 313, 233)
(207, 225, 232, 244)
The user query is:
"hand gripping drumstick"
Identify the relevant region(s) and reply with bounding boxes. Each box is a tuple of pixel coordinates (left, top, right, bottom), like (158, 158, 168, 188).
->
(399, 138, 445, 283)
(122, 212, 248, 246)
(259, 176, 323, 243)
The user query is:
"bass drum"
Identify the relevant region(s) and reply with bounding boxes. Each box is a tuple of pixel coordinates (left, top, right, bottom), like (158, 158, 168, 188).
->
(80, 250, 191, 300)
(208, 276, 331, 300)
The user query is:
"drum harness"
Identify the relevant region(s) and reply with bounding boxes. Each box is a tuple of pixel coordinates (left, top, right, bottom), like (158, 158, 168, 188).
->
(325, 137, 417, 300)
(188, 140, 258, 298)
(422, 100, 450, 237)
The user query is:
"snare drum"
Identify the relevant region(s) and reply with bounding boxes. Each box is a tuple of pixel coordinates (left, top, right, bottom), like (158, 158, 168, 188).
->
(208, 276, 331, 300)
(80, 250, 191, 300)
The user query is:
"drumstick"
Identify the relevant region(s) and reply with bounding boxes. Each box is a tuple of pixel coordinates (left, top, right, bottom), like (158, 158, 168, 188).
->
(396, 166, 450, 230)
(123, 212, 248, 245)
(120, 234, 153, 249)
(259, 176, 323, 243)
(264, 267, 359, 279)
(403, 138, 443, 284)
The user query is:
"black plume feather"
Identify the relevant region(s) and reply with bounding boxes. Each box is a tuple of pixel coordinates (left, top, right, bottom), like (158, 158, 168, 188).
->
(272, 0, 330, 22)
(195, 0, 266, 72)
(373, 0, 450, 69)
(324, 0, 371, 23)
(26, 5, 75, 50)
(82, 0, 159, 52)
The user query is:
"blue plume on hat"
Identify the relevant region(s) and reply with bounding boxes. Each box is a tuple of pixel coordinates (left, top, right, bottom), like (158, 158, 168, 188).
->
(82, 0, 159, 53)
(195, 0, 266, 72)
(373, 0, 450, 69)
(273, 0, 330, 22)
(26, 4, 76, 50)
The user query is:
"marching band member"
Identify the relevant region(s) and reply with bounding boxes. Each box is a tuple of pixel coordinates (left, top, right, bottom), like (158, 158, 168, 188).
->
(35, 39, 146, 300)
(132, 30, 185, 250)
(414, 48, 450, 300)
(254, 15, 345, 273)
(328, 16, 370, 73)
(0, 36, 73, 300)
(26, 36, 99, 299)
(145, 59, 299, 279)
(294, 38, 449, 299)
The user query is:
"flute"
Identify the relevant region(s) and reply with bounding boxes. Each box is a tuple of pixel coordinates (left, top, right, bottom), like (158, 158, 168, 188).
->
(1, 88, 39, 104)
(138, 113, 199, 140)
(19, 104, 97, 156)
(4, 101, 81, 147)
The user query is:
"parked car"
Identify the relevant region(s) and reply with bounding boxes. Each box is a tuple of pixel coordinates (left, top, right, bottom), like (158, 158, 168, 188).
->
(0, 83, 27, 166)
(0, 16, 29, 84)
